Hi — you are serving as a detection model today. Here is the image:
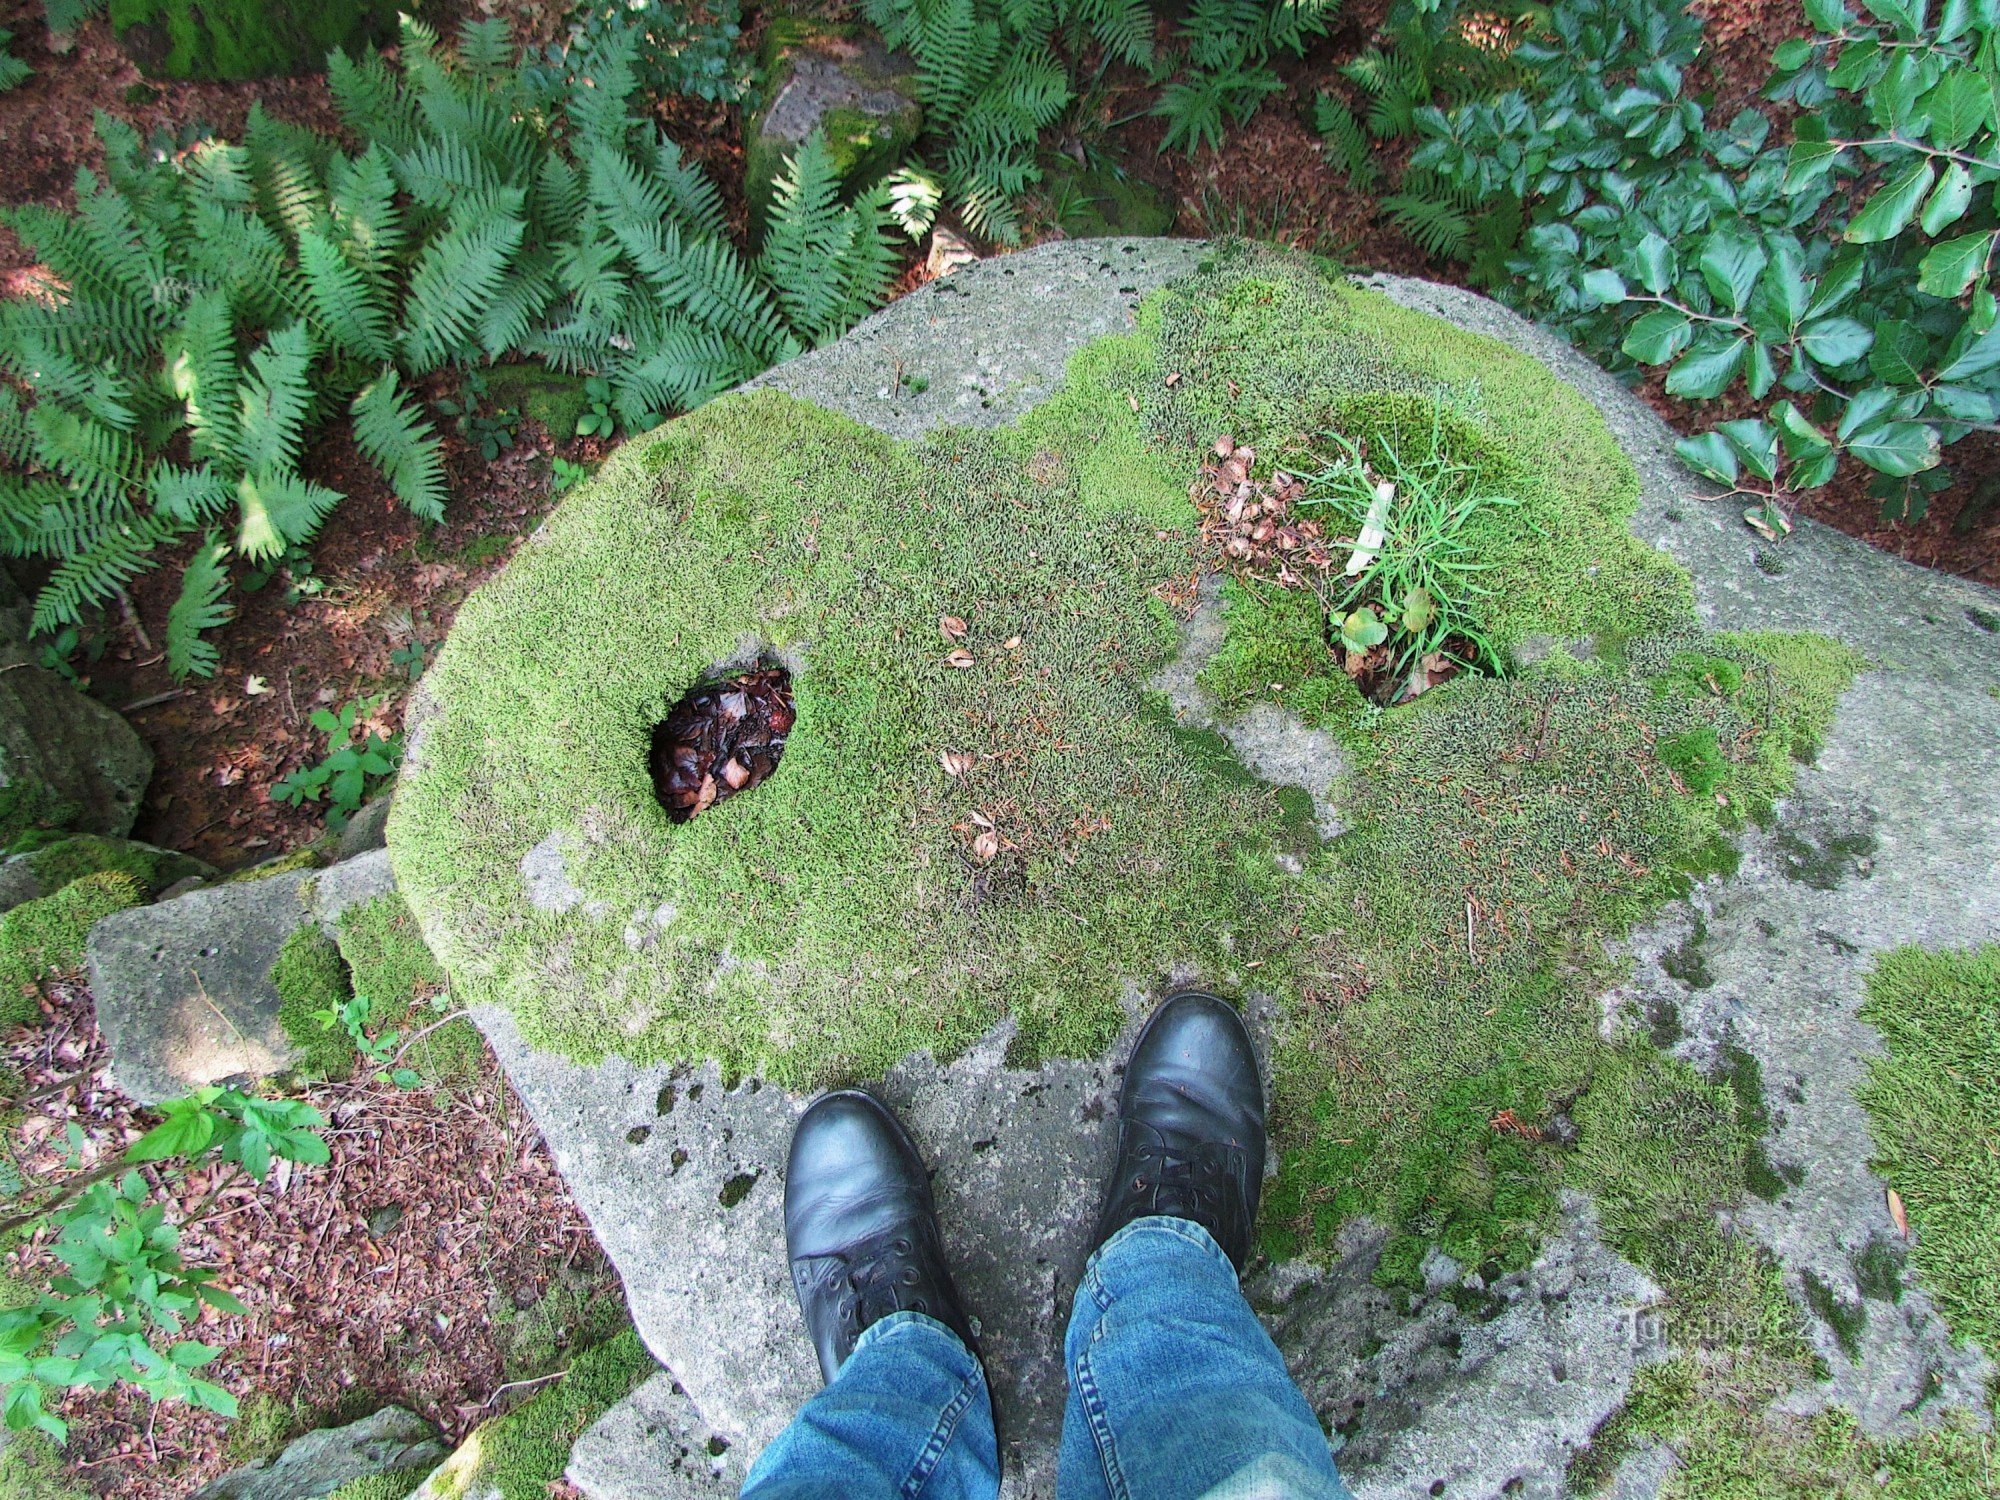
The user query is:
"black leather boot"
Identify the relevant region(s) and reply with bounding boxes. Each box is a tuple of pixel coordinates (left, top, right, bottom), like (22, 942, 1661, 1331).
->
(783, 1089, 978, 1384)
(1091, 992, 1267, 1270)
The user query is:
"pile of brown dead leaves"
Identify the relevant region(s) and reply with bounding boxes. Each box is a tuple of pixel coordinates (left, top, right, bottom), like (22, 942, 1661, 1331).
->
(650, 666, 796, 821)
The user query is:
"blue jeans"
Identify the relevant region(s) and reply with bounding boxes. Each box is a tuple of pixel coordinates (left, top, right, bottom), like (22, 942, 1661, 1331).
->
(741, 1217, 1353, 1500)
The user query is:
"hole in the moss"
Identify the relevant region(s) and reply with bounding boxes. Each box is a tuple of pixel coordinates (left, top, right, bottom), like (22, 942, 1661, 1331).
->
(650, 664, 795, 822)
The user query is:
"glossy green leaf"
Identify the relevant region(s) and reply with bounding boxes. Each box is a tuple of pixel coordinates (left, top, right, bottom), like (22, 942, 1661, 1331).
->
(1717, 418, 1780, 479)
(1773, 37, 1814, 70)
(1700, 230, 1767, 311)
(1797, 316, 1875, 366)
(1785, 138, 1844, 191)
(1675, 431, 1740, 484)
(1664, 336, 1749, 398)
(1847, 421, 1941, 475)
(1843, 160, 1936, 242)
(1868, 319, 1929, 384)
(1920, 161, 1974, 235)
(1939, 319, 2000, 379)
(1924, 70, 1992, 148)
(1582, 267, 1627, 304)
(1805, 0, 1849, 29)
(1622, 305, 1693, 364)
(1631, 232, 1677, 293)
(1918, 229, 1996, 297)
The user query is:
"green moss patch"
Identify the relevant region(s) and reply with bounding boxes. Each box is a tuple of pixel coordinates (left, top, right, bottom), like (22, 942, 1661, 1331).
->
(274, 924, 360, 1079)
(21, 834, 206, 898)
(336, 893, 481, 1084)
(0, 871, 144, 1025)
(1857, 946, 2000, 1357)
(394, 1330, 654, 1500)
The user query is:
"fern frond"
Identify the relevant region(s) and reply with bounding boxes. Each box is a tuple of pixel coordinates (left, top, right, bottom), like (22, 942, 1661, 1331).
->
(149, 462, 235, 525)
(327, 146, 405, 282)
(0, 472, 70, 556)
(297, 227, 394, 360)
(0, 47, 30, 95)
(1075, 0, 1153, 66)
(586, 143, 679, 236)
(398, 210, 526, 373)
(757, 131, 849, 345)
(0, 326, 138, 429)
(165, 533, 232, 679)
(168, 292, 240, 467)
(30, 511, 173, 633)
(329, 48, 422, 155)
(456, 16, 515, 76)
(611, 218, 790, 363)
(28, 403, 140, 507)
(183, 139, 257, 209)
(609, 319, 756, 423)
(42, 0, 107, 33)
(350, 369, 447, 522)
(477, 258, 555, 358)
(552, 218, 630, 327)
(532, 153, 586, 228)
(235, 466, 342, 560)
(1313, 92, 1379, 190)
(1382, 189, 1471, 258)
(564, 24, 643, 148)
(647, 137, 729, 239)
(233, 323, 317, 477)
(184, 201, 298, 325)
(245, 104, 330, 243)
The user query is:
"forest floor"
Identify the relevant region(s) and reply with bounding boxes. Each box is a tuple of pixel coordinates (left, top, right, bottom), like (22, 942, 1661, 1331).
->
(0, 0, 1995, 1492)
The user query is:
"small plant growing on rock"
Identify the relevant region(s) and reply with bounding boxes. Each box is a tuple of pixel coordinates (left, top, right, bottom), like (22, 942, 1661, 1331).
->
(1301, 421, 1517, 703)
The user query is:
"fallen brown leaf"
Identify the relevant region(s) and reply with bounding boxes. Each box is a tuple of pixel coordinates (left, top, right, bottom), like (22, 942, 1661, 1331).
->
(944, 648, 975, 669)
(1887, 1186, 1910, 1238)
(939, 614, 968, 641)
(939, 750, 975, 777)
(971, 830, 999, 862)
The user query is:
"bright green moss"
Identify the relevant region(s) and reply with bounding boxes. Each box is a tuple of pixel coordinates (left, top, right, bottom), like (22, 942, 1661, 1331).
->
(1857, 946, 2000, 1357)
(394, 389, 1310, 1086)
(335, 893, 482, 1085)
(23, 834, 206, 898)
(273, 924, 358, 1079)
(325, 1475, 419, 1500)
(109, 0, 394, 80)
(0, 871, 144, 1024)
(0, 1431, 89, 1500)
(409, 1330, 654, 1500)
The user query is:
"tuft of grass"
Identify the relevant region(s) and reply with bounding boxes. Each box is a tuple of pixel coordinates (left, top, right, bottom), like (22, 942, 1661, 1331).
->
(1857, 946, 2000, 1356)
(0, 871, 144, 1024)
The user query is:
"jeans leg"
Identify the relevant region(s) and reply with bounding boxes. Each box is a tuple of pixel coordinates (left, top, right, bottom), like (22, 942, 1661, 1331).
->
(742, 1312, 1000, 1500)
(1057, 1217, 1353, 1500)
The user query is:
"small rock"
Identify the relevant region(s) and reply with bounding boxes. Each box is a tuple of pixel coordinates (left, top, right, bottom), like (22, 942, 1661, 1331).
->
(0, 662, 152, 846)
(338, 782, 395, 860)
(87, 868, 315, 1104)
(924, 228, 980, 280)
(367, 1203, 406, 1238)
(192, 1405, 446, 1500)
(743, 19, 921, 246)
(313, 848, 398, 935)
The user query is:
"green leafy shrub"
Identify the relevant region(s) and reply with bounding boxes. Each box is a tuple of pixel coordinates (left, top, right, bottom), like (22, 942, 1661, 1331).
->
(1404, 0, 2000, 525)
(0, 17, 899, 677)
(561, 0, 752, 105)
(0, 1087, 327, 1441)
(0, 871, 143, 1023)
(272, 696, 400, 830)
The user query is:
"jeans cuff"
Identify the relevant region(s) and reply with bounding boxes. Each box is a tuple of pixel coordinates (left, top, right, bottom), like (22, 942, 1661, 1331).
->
(1085, 1214, 1235, 1280)
(849, 1308, 983, 1375)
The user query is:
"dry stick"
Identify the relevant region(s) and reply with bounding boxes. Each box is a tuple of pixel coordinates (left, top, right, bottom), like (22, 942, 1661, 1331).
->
(478, 1368, 569, 1407)
(116, 587, 153, 653)
(118, 688, 188, 714)
(388, 1011, 473, 1068)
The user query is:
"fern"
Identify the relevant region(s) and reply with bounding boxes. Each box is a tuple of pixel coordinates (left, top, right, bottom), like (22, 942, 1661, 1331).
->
(398, 208, 525, 373)
(232, 324, 316, 478)
(1382, 186, 1473, 258)
(31, 514, 174, 634)
(351, 371, 447, 523)
(42, 0, 107, 32)
(297, 228, 394, 360)
(0, 32, 31, 93)
(1313, 92, 1380, 190)
(165, 534, 232, 679)
(235, 468, 341, 560)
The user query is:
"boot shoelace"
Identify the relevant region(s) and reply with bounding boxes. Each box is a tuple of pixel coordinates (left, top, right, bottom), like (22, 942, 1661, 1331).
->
(798, 1225, 938, 1332)
(1123, 1120, 1242, 1223)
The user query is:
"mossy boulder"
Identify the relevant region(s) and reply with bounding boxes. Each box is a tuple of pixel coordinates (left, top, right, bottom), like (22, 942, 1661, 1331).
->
(110, 0, 396, 81)
(0, 834, 211, 914)
(394, 241, 2000, 1492)
(743, 18, 921, 246)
